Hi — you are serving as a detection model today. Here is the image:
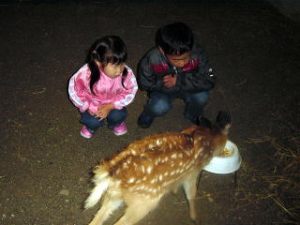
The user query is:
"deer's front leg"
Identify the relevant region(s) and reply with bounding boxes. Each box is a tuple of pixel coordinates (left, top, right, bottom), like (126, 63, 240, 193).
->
(182, 171, 199, 223)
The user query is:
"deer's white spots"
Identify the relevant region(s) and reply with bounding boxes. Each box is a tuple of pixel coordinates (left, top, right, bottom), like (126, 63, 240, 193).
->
(171, 153, 177, 159)
(147, 166, 153, 174)
(122, 162, 128, 169)
(150, 178, 157, 184)
(158, 174, 163, 181)
(148, 143, 155, 149)
(131, 149, 136, 155)
(160, 156, 169, 163)
(175, 169, 182, 174)
(127, 178, 135, 183)
(183, 162, 191, 170)
(185, 150, 192, 157)
(148, 188, 155, 193)
(140, 165, 145, 173)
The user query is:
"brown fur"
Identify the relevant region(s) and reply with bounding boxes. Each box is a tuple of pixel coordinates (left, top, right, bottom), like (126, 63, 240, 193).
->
(84, 124, 229, 225)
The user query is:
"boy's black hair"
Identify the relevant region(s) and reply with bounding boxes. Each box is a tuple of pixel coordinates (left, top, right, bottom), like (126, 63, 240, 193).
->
(155, 22, 194, 55)
(87, 35, 128, 94)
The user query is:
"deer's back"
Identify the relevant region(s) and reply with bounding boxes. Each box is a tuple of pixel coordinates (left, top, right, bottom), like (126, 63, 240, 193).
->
(101, 132, 214, 196)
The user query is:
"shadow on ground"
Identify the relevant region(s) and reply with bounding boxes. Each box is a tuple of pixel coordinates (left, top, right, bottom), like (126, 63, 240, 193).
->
(0, 1, 299, 225)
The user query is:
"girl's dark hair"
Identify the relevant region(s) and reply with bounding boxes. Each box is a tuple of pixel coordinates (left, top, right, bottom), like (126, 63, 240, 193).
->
(155, 22, 194, 55)
(87, 35, 128, 94)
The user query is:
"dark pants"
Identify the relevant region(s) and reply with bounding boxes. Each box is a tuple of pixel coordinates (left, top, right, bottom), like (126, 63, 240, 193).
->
(143, 91, 209, 123)
(80, 108, 127, 132)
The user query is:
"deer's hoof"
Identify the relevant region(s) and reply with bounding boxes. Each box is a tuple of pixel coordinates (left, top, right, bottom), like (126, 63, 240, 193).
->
(191, 216, 201, 225)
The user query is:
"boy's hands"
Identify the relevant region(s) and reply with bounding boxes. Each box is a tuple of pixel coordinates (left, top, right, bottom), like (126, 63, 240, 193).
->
(163, 74, 177, 88)
(95, 103, 114, 120)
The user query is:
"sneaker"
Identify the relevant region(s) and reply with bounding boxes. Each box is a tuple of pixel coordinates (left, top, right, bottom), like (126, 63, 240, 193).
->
(137, 112, 154, 128)
(113, 122, 128, 136)
(80, 126, 93, 139)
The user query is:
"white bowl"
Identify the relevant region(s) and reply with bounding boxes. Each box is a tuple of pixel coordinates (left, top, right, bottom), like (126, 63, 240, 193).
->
(203, 140, 242, 174)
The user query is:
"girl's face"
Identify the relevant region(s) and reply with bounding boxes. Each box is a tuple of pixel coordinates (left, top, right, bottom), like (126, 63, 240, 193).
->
(97, 62, 125, 78)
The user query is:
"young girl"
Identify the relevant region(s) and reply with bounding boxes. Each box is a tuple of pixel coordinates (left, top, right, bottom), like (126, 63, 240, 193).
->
(68, 36, 138, 139)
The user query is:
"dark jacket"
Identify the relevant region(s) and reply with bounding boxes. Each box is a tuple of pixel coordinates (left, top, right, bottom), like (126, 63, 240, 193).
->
(137, 46, 216, 94)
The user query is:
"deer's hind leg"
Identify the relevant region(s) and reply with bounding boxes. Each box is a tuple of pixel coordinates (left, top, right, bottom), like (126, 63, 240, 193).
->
(88, 194, 123, 225)
(114, 194, 162, 225)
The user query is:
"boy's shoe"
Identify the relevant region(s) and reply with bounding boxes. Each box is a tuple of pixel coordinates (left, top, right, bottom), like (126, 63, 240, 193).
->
(113, 122, 128, 136)
(80, 126, 93, 139)
(137, 112, 154, 129)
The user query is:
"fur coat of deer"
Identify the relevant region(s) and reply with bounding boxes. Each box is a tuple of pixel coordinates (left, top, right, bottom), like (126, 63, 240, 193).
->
(84, 112, 231, 225)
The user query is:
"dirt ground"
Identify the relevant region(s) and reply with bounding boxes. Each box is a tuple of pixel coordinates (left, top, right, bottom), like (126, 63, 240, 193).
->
(0, 1, 299, 225)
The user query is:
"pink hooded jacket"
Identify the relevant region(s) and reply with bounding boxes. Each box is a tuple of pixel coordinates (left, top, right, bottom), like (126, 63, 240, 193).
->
(68, 64, 138, 114)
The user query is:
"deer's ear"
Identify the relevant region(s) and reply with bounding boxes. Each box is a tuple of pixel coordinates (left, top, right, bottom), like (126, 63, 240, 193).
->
(222, 124, 231, 135)
(215, 111, 231, 128)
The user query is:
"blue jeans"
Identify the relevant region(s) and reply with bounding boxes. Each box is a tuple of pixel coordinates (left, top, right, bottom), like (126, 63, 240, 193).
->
(143, 91, 209, 123)
(80, 108, 127, 132)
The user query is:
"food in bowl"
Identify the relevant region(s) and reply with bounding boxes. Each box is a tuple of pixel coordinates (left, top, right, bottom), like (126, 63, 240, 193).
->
(218, 148, 233, 157)
(203, 140, 241, 174)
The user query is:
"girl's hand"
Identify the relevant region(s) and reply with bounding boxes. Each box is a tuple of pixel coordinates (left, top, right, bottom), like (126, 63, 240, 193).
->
(163, 74, 177, 88)
(95, 103, 114, 119)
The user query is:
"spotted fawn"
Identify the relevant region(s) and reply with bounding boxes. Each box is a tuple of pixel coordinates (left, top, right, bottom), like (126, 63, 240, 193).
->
(84, 111, 231, 225)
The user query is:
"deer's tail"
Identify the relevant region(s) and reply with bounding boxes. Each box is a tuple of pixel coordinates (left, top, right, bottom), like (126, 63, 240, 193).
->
(84, 165, 110, 209)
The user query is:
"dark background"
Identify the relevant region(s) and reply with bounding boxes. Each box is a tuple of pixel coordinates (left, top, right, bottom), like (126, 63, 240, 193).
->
(0, 1, 299, 225)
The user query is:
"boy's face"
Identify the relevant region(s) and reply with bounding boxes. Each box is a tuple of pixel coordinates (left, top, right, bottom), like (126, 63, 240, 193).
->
(165, 52, 191, 68)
